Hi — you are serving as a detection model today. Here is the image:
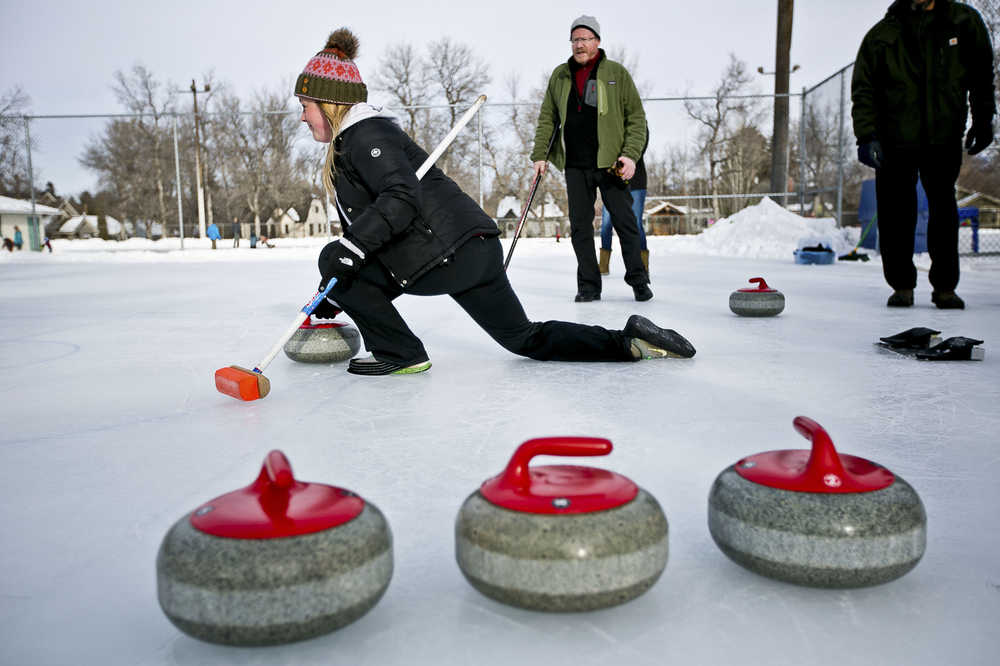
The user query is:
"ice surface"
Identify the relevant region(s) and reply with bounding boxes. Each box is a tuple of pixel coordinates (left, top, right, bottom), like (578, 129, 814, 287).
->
(2, 215, 999, 665)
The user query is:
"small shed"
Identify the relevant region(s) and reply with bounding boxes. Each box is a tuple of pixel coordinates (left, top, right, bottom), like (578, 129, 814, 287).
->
(0, 195, 64, 250)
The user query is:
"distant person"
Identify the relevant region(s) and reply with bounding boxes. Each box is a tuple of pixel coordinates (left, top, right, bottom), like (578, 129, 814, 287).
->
(250, 230, 258, 248)
(600, 127, 649, 276)
(232, 217, 241, 248)
(293, 27, 694, 375)
(851, 0, 995, 309)
(2, 237, 12, 252)
(531, 15, 651, 302)
(260, 235, 274, 248)
(42, 237, 52, 252)
(206, 222, 221, 250)
(13, 226, 23, 250)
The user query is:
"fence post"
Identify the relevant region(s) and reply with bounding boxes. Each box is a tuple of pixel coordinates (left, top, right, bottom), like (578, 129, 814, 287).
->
(23, 116, 42, 251)
(172, 116, 185, 250)
(836, 70, 846, 226)
(799, 86, 807, 215)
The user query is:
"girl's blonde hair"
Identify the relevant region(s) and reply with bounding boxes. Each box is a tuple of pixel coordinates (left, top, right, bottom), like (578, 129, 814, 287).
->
(319, 102, 354, 199)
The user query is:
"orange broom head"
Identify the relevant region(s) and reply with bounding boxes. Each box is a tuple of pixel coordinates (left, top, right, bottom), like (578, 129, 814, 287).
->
(215, 366, 271, 401)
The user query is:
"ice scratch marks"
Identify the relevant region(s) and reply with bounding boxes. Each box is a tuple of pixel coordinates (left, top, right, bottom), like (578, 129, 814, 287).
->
(0, 339, 80, 370)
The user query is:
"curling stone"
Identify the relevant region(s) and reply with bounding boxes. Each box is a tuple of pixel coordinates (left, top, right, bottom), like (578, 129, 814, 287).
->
(157, 450, 392, 645)
(707, 417, 926, 588)
(283, 315, 361, 363)
(729, 277, 785, 317)
(455, 437, 668, 611)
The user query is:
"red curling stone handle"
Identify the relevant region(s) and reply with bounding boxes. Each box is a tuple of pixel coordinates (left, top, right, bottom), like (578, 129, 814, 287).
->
(498, 437, 612, 491)
(749, 277, 769, 290)
(262, 450, 294, 489)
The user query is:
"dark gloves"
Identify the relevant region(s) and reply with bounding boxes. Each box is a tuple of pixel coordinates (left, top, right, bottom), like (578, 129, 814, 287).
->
(965, 118, 994, 156)
(318, 238, 366, 286)
(311, 296, 342, 320)
(857, 139, 883, 169)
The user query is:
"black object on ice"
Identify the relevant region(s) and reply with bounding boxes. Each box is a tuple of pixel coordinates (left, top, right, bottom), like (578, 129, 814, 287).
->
(879, 327, 942, 350)
(915, 337, 985, 361)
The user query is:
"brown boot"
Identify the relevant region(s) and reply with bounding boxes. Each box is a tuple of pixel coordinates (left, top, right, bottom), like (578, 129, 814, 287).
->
(887, 289, 913, 307)
(931, 290, 965, 309)
(640, 250, 649, 272)
(599, 248, 611, 276)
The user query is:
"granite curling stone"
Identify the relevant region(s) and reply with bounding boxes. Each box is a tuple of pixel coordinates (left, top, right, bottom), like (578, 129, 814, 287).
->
(157, 450, 392, 646)
(707, 416, 926, 588)
(455, 437, 669, 611)
(283, 315, 361, 363)
(729, 277, 785, 317)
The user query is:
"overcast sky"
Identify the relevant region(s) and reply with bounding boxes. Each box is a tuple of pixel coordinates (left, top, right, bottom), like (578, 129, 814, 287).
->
(1, 0, 889, 195)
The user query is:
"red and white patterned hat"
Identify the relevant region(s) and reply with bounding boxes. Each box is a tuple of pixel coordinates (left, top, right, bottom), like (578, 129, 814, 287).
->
(295, 28, 367, 105)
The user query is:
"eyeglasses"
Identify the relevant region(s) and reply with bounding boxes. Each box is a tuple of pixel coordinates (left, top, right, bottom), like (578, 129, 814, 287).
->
(569, 37, 597, 45)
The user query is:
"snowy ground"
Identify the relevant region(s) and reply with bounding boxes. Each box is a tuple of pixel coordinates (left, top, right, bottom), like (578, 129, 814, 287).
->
(2, 204, 999, 665)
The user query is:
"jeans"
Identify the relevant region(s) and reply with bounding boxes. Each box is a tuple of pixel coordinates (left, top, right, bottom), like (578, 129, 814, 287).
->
(601, 188, 647, 251)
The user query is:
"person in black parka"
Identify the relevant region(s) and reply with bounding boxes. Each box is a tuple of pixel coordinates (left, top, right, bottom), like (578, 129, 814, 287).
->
(851, 0, 995, 309)
(294, 29, 695, 376)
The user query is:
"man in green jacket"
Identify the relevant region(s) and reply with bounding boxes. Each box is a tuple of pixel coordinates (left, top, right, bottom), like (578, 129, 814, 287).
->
(851, 0, 995, 309)
(531, 15, 651, 302)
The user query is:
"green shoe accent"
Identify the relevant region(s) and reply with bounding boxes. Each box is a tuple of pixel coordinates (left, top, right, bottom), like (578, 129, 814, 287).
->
(392, 361, 432, 374)
(630, 338, 685, 360)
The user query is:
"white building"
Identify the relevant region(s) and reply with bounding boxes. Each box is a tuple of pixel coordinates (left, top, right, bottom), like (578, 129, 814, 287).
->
(0, 195, 63, 250)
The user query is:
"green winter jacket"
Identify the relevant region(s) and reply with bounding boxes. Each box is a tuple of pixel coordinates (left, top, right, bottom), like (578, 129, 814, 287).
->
(531, 52, 647, 170)
(851, 0, 996, 148)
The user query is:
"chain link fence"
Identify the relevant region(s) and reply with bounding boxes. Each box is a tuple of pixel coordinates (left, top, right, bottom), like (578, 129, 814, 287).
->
(5, 63, 998, 256)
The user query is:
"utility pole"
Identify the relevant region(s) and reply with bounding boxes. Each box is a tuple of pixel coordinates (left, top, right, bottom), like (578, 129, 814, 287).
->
(187, 79, 210, 240)
(769, 0, 794, 207)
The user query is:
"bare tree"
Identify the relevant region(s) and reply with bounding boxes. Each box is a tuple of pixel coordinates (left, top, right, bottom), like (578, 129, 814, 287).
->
(109, 65, 177, 235)
(372, 44, 432, 141)
(213, 89, 308, 237)
(0, 86, 34, 196)
(684, 54, 760, 217)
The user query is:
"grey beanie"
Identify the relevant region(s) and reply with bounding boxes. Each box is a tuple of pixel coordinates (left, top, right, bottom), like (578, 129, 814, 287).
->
(570, 15, 600, 39)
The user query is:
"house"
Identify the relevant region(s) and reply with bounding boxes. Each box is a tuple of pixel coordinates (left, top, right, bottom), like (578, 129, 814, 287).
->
(494, 193, 565, 238)
(0, 195, 64, 250)
(645, 200, 713, 236)
(956, 188, 1000, 228)
(58, 214, 127, 239)
(36, 191, 79, 236)
(266, 198, 337, 238)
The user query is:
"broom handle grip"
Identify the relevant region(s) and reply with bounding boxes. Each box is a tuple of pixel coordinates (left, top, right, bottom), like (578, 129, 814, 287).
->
(252, 97, 487, 374)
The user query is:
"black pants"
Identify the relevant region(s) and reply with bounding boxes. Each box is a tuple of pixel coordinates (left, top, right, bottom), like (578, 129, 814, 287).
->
(565, 167, 648, 296)
(329, 236, 634, 366)
(875, 143, 962, 292)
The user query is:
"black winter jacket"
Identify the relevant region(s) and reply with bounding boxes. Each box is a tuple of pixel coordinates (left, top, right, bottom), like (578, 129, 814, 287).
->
(332, 117, 499, 288)
(851, 0, 995, 148)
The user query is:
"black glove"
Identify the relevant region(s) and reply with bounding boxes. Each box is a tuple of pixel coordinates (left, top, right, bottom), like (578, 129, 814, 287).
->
(318, 238, 365, 285)
(311, 295, 342, 319)
(857, 139, 883, 169)
(965, 118, 994, 156)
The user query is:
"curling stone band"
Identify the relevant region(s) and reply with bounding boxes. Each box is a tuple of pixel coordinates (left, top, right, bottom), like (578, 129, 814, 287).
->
(283, 316, 361, 363)
(729, 277, 785, 317)
(456, 437, 668, 611)
(157, 451, 393, 645)
(708, 417, 926, 588)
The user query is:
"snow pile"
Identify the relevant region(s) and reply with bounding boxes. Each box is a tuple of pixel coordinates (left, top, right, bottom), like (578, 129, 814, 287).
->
(660, 197, 859, 259)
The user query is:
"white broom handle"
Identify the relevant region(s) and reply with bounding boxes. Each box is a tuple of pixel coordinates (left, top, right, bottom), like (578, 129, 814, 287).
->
(416, 95, 487, 179)
(252, 95, 488, 374)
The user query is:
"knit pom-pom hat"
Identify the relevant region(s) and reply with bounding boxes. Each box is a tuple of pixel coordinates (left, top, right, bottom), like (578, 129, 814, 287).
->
(295, 28, 367, 104)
